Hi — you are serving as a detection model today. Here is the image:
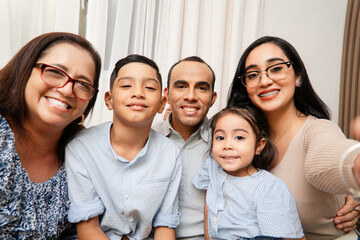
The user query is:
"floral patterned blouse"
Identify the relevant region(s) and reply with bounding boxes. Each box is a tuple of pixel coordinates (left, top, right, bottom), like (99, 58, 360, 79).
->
(0, 116, 70, 239)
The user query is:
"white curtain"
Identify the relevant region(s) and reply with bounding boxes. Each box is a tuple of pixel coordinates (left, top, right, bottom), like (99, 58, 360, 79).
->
(0, 0, 82, 68)
(85, 0, 264, 126)
(0, 0, 264, 126)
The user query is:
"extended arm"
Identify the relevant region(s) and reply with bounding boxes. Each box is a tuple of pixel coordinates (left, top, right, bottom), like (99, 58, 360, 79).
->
(154, 226, 175, 240)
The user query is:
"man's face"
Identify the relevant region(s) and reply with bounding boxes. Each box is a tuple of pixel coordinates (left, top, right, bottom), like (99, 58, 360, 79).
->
(165, 61, 217, 131)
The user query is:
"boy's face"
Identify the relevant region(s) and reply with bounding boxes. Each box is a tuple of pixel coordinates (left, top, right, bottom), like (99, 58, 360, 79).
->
(164, 61, 217, 130)
(105, 62, 166, 127)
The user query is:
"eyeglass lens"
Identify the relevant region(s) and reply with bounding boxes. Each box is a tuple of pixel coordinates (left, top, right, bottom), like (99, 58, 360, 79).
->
(42, 66, 95, 100)
(242, 62, 290, 88)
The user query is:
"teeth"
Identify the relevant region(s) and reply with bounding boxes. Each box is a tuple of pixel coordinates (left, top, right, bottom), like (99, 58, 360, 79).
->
(183, 107, 197, 112)
(260, 90, 279, 98)
(46, 97, 69, 109)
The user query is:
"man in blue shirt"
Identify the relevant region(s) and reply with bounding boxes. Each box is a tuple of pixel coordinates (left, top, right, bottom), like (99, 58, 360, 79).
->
(153, 56, 217, 240)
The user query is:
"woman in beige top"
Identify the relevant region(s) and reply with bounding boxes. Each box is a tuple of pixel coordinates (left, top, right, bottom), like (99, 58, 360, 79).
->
(227, 36, 360, 239)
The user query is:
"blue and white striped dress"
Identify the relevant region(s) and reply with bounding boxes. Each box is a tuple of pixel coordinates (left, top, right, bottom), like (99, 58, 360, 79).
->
(192, 155, 304, 240)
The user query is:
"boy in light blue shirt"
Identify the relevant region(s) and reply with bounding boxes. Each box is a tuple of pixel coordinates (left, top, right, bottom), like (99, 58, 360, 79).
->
(65, 54, 182, 240)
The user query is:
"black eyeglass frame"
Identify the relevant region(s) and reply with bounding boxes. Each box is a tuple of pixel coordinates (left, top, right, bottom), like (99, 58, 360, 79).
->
(239, 61, 292, 88)
(34, 63, 98, 100)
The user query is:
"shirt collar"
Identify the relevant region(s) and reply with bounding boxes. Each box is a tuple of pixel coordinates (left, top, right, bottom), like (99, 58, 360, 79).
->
(163, 114, 212, 143)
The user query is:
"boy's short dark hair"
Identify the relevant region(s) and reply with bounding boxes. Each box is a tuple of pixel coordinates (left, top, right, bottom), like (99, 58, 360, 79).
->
(109, 54, 162, 90)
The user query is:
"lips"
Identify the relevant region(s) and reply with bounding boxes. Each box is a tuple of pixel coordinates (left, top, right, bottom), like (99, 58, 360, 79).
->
(259, 89, 280, 100)
(46, 97, 71, 110)
(127, 103, 148, 110)
(221, 155, 239, 161)
(181, 105, 199, 115)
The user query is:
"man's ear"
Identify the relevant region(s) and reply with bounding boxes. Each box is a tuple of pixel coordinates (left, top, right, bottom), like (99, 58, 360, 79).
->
(164, 88, 170, 104)
(210, 91, 218, 107)
(104, 91, 113, 110)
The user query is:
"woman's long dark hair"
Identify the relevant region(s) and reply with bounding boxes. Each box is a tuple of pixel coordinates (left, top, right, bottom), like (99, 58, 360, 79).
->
(227, 36, 330, 120)
(210, 106, 275, 171)
(0, 32, 102, 162)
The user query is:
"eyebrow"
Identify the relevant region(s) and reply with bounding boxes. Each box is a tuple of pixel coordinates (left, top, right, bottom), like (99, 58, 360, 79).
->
(214, 128, 249, 134)
(53, 63, 92, 83)
(196, 81, 211, 88)
(173, 80, 211, 88)
(173, 80, 188, 86)
(244, 57, 286, 72)
(118, 77, 160, 85)
(233, 128, 249, 134)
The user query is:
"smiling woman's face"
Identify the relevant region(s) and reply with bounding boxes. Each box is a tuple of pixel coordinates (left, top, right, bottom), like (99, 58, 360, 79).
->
(24, 42, 95, 131)
(244, 42, 300, 115)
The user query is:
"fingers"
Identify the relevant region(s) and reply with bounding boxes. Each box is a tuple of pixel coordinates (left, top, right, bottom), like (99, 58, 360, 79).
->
(350, 116, 360, 140)
(337, 196, 358, 217)
(163, 106, 172, 121)
(334, 195, 360, 232)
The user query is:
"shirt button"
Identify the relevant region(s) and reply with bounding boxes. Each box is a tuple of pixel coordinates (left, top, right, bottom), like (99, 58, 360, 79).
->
(125, 194, 129, 199)
(219, 203, 223, 208)
(212, 217, 217, 222)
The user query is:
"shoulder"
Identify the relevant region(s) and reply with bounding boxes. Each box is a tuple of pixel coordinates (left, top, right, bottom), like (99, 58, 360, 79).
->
(0, 115, 13, 141)
(150, 129, 177, 148)
(152, 120, 170, 136)
(70, 122, 111, 143)
(256, 170, 290, 192)
(304, 115, 342, 133)
(303, 115, 346, 143)
(0, 116, 15, 155)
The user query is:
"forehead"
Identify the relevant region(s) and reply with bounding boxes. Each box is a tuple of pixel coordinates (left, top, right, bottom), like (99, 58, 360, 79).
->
(40, 42, 91, 61)
(245, 43, 287, 66)
(215, 113, 253, 132)
(170, 61, 213, 86)
(116, 62, 159, 81)
(38, 42, 95, 82)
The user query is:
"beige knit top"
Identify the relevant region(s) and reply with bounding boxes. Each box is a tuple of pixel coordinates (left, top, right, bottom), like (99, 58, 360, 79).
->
(270, 116, 360, 240)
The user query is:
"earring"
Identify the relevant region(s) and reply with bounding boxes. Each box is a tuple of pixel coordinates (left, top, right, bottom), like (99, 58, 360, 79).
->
(295, 81, 301, 87)
(76, 114, 85, 125)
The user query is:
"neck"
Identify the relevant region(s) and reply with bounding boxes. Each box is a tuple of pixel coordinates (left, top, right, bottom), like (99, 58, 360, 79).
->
(110, 120, 151, 161)
(11, 119, 63, 182)
(170, 116, 202, 141)
(13, 119, 62, 158)
(264, 105, 299, 142)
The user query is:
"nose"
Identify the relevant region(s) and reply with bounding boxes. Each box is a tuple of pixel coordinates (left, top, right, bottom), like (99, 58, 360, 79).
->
(258, 71, 273, 87)
(56, 81, 75, 98)
(184, 87, 197, 101)
(131, 85, 145, 99)
(223, 139, 233, 150)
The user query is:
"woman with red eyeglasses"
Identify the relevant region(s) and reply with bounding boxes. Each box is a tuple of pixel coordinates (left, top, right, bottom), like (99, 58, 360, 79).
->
(0, 32, 101, 239)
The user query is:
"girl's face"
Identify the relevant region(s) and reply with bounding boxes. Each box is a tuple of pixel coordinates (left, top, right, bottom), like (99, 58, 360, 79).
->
(212, 113, 265, 177)
(244, 43, 300, 115)
(24, 42, 95, 131)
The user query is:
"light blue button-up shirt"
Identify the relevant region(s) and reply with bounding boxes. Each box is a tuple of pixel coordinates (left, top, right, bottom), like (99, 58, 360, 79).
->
(192, 156, 304, 239)
(65, 122, 182, 240)
(153, 117, 211, 239)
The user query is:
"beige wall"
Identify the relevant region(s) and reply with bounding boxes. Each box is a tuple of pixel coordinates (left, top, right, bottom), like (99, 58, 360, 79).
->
(261, 0, 348, 123)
